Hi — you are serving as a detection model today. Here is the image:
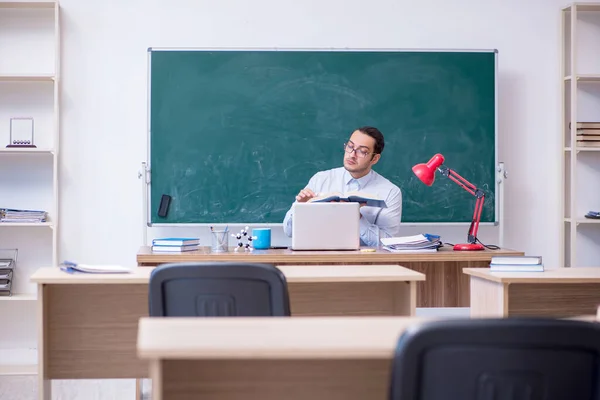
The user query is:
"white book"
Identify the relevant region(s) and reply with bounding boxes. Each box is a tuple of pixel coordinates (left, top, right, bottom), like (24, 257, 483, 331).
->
(152, 238, 200, 246)
(490, 256, 542, 265)
(490, 264, 544, 272)
(151, 245, 199, 253)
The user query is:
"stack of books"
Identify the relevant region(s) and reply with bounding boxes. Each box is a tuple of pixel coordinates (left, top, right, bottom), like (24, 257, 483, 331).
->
(380, 234, 442, 253)
(151, 237, 200, 252)
(573, 121, 600, 148)
(0, 208, 47, 223)
(490, 255, 544, 272)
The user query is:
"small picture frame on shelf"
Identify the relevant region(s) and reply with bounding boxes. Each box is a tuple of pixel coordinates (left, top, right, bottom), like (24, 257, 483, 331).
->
(7, 117, 36, 148)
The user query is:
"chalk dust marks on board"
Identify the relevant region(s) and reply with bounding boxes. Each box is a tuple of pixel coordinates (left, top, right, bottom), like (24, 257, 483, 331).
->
(252, 65, 370, 132)
(361, 57, 479, 128)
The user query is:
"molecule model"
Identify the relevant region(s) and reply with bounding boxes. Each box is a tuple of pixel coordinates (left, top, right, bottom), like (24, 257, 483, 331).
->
(231, 226, 257, 252)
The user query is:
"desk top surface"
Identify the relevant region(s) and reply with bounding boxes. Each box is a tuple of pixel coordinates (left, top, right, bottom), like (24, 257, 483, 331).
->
(137, 245, 523, 264)
(137, 316, 431, 360)
(30, 264, 425, 284)
(463, 267, 600, 283)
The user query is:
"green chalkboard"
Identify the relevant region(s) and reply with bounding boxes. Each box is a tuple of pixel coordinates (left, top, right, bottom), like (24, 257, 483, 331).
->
(148, 49, 497, 224)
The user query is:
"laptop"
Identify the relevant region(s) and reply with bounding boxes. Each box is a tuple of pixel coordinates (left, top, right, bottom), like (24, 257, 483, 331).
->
(291, 202, 360, 250)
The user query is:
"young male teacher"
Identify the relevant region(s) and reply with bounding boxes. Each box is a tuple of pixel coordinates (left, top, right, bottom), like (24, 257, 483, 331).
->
(282, 126, 402, 247)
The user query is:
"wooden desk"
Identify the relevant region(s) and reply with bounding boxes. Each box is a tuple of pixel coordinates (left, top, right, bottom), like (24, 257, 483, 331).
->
(137, 245, 523, 307)
(32, 264, 423, 399)
(137, 316, 429, 400)
(464, 267, 600, 318)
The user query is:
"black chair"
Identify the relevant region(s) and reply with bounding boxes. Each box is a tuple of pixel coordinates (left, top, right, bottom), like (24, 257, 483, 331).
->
(389, 318, 600, 400)
(148, 262, 291, 317)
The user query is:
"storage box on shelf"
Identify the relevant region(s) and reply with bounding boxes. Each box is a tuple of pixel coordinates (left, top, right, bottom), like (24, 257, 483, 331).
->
(561, 3, 600, 267)
(0, 0, 59, 376)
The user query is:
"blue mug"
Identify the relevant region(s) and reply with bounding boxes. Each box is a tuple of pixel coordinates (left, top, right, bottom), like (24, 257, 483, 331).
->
(252, 228, 271, 250)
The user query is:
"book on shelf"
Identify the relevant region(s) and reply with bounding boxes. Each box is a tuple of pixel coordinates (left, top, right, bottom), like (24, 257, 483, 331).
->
(308, 191, 387, 208)
(0, 208, 47, 223)
(490, 255, 544, 272)
(576, 140, 600, 148)
(570, 122, 600, 129)
(152, 237, 200, 246)
(380, 233, 441, 252)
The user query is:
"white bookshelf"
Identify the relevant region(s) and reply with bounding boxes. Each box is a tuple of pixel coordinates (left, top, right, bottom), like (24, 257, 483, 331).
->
(561, 3, 600, 268)
(0, 0, 59, 375)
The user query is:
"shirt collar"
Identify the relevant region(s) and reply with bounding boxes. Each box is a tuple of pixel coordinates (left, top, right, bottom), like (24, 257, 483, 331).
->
(344, 169, 374, 190)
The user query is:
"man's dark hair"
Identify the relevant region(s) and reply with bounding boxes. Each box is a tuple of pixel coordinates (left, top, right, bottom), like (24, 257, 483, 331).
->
(357, 126, 385, 154)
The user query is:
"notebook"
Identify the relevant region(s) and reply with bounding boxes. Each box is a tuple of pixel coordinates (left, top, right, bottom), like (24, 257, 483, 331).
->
(291, 202, 360, 251)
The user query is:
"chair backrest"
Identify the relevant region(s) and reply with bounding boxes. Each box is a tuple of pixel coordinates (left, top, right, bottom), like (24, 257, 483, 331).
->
(389, 318, 600, 400)
(148, 262, 291, 317)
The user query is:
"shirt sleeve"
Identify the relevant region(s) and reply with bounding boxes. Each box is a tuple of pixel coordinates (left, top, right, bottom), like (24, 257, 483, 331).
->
(282, 173, 320, 237)
(359, 187, 402, 246)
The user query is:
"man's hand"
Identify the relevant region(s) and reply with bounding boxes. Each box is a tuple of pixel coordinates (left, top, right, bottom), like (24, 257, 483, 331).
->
(296, 188, 316, 203)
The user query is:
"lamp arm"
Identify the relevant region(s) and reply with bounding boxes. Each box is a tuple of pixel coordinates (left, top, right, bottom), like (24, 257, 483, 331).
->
(438, 166, 485, 244)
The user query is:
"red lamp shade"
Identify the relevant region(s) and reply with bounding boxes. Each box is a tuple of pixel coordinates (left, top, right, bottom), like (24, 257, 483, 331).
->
(412, 153, 445, 186)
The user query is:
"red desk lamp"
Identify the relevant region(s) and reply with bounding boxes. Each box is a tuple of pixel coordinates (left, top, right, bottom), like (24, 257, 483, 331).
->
(412, 153, 485, 251)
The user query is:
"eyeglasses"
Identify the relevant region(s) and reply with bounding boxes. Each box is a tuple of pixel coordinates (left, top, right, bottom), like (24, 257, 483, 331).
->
(343, 142, 371, 158)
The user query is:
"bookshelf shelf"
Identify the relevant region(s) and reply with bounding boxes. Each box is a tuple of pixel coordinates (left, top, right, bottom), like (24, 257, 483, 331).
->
(0, 222, 53, 228)
(0, 2, 53, 8)
(0, 364, 37, 375)
(0, 293, 36, 300)
(575, 219, 600, 224)
(0, 348, 37, 376)
(0, 148, 54, 154)
(564, 74, 600, 81)
(0, 73, 55, 82)
(562, 3, 600, 267)
(563, 3, 600, 12)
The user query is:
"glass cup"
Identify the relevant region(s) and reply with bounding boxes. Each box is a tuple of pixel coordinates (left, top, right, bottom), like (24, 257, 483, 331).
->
(211, 230, 229, 253)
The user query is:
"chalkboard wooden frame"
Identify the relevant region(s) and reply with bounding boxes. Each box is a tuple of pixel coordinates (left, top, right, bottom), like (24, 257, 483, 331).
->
(144, 47, 500, 227)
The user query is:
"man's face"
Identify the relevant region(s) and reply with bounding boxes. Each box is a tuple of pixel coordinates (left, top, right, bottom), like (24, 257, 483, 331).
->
(343, 130, 380, 175)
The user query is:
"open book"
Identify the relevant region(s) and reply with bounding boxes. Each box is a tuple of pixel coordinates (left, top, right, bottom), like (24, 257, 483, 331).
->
(308, 191, 387, 208)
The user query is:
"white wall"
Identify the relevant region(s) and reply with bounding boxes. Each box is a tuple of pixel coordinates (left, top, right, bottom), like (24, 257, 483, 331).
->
(9, 0, 583, 398)
(58, 0, 572, 270)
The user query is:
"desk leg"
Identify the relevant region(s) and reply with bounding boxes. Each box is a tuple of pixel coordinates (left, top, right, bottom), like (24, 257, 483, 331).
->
(393, 281, 416, 316)
(37, 285, 51, 400)
(149, 361, 162, 400)
(135, 379, 142, 400)
(469, 277, 508, 318)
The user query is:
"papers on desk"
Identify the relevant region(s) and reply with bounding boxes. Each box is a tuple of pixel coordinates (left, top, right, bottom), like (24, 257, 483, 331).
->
(60, 261, 133, 274)
(380, 234, 442, 253)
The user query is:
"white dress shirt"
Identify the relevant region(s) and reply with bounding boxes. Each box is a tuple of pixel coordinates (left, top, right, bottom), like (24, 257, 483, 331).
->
(282, 167, 402, 246)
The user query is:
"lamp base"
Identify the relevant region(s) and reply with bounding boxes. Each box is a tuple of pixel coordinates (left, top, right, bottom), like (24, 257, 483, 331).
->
(453, 243, 485, 251)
